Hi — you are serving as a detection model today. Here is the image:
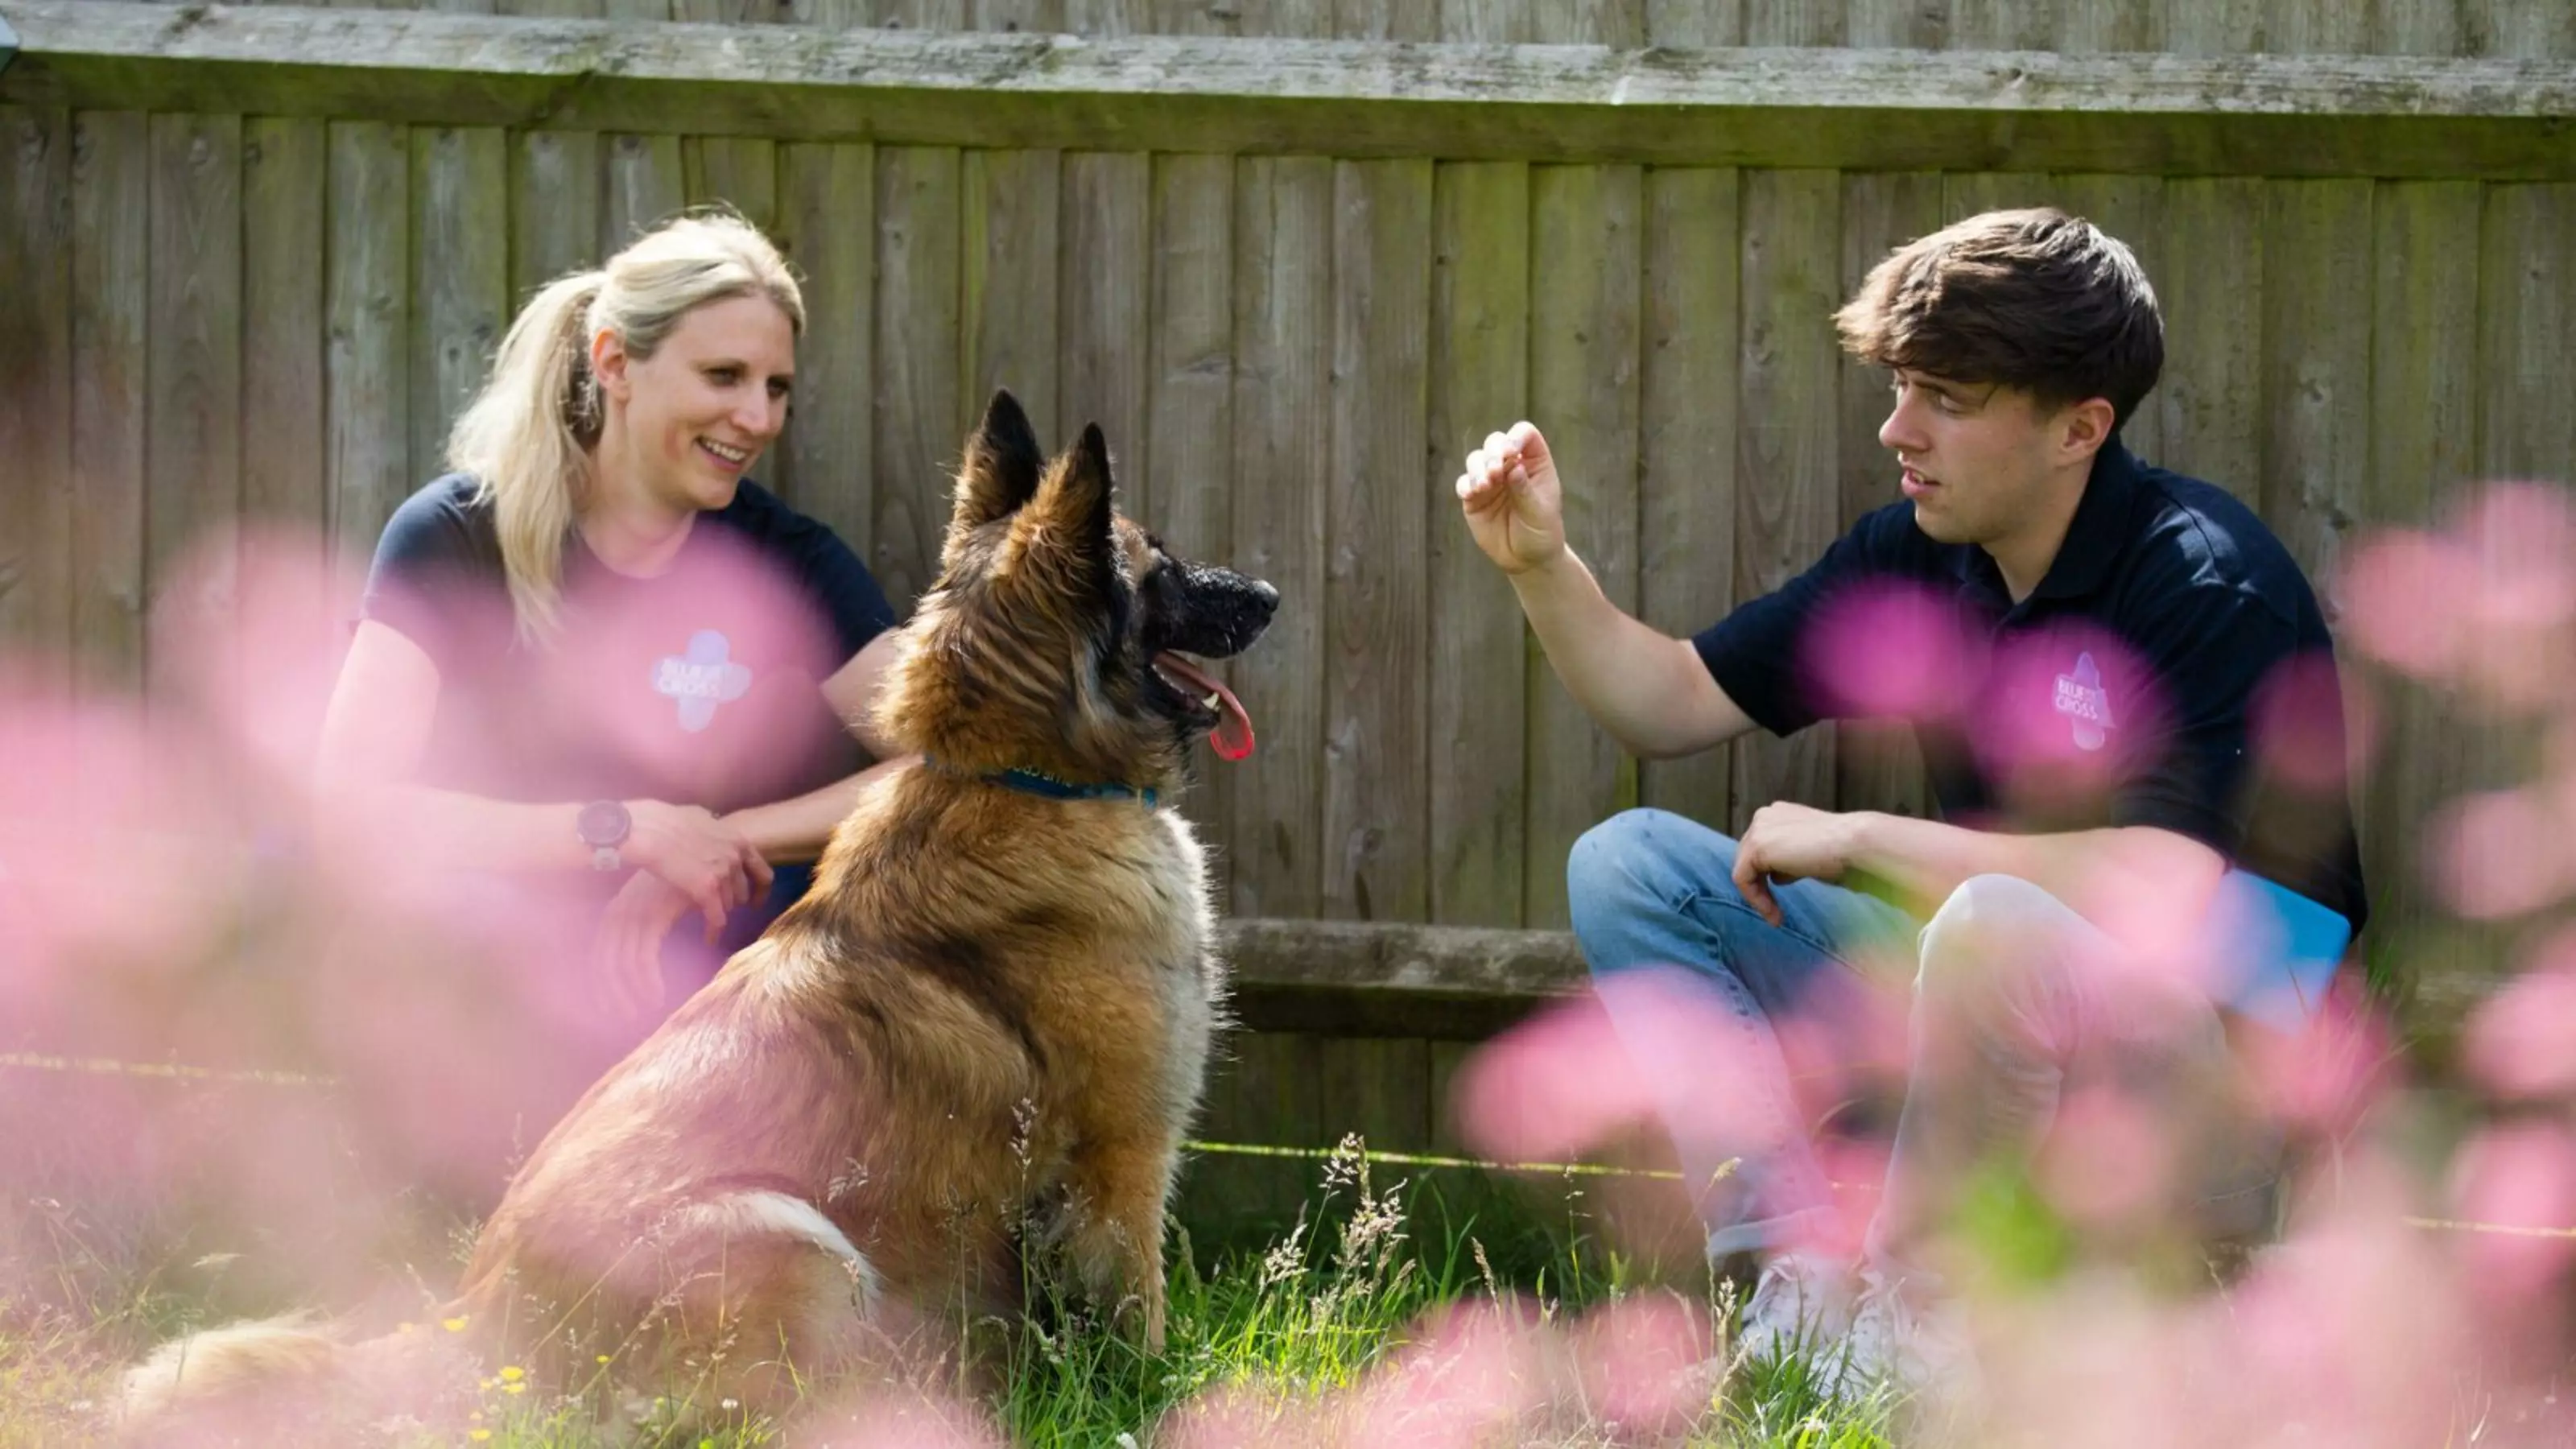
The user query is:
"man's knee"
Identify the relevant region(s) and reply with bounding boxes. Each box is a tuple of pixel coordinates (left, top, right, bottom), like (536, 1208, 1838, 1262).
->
(1567, 808, 1739, 964)
(1570, 809, 1719, 910)
(1913, 873, 2074, 1002)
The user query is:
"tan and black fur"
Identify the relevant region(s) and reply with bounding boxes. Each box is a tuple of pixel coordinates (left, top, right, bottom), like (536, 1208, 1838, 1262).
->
(123, 390, 1278, 1433)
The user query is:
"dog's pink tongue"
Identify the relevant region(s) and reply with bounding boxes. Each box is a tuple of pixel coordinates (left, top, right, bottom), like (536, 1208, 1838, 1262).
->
(1154, 652, 1256, 761)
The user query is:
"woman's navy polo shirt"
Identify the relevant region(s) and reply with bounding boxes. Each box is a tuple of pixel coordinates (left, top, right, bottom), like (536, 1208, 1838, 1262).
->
(359, 473, 898, 828)
(1695, 440, 2368, 934)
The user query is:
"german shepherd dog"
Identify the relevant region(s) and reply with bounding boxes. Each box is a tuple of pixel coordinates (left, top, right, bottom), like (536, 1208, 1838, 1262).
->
(123, 390, 1277, 1433)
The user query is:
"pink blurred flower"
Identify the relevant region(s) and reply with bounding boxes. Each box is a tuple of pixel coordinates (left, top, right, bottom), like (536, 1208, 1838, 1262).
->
(2250, 650, 2370, 795)
(1800, 580, 1973, 723)
(2447, 1121, 2576, 1297)
(2340, 528, 2478, 681)
(2427, 786, 2567, 920)
(2463, 927, 2576, 1102)
(1973, 624, 2157, 820)
(2237, 985, 2394, 1137)
(2034, 1084, 2178, 1237)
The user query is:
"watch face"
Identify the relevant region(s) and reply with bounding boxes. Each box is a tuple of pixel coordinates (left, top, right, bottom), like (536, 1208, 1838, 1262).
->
(577, 800, 630, 847)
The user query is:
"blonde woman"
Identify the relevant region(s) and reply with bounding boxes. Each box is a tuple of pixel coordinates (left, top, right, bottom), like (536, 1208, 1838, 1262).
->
(315, 214, 903, 1117)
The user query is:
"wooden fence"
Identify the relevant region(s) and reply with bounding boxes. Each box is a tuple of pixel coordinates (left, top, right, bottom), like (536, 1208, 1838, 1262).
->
(2, 1, 2573, 1239)
(80, 0, 2576, 57)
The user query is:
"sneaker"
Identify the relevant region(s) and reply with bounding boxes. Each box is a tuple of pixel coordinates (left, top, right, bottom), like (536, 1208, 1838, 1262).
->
(1843, 1264, 1978, 1409)
(1733, 1249, 1858, 1368)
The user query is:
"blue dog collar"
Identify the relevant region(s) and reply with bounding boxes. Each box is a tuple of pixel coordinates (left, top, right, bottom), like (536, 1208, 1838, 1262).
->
(926, 756, 1158, 809)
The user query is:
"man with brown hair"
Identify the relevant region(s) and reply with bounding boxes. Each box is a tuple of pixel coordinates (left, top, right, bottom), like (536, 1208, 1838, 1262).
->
(1455, 208, 2364, 1393)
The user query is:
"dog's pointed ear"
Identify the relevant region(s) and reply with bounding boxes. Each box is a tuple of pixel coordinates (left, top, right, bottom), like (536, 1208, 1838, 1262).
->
(950, 388, 1045, 535)
(1030, 422, 1117, 563)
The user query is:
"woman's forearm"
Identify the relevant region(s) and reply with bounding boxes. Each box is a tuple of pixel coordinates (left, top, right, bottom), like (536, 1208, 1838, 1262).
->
(314, 782, 601, 873)
(719, 755, 914, 865)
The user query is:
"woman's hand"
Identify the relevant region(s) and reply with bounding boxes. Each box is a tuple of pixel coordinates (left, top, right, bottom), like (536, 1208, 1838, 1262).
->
(591, 870, 692, 1023)
(621, 801, 774, 937)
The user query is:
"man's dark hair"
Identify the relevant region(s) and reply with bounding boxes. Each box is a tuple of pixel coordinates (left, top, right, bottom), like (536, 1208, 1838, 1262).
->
(1835, 208, 2165, 434)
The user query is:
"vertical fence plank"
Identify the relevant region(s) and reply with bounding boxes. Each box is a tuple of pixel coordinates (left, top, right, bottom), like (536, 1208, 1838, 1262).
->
(673, 0, 787, 19)
(411, 127, 509, 498)
(2359, 179, 2479, 1006)
(2059, 0, 2166, 51)
(2478, 186, 2576, 492)
(1438, 0, 1542, 41)
(1145, 153, 1236, 893)
(2276, 0, 2372, 52)
(1323, 158, 1433, 925)
(147, 114, 244, 692)
(1524, 163, 1642, 929)
(2166, 0, 2264, 53)
(1949, 0, 2054, 49)
(1534, 0, 1644, 43)
(1942, 170, 2053, 220)
(2368, 0, 2459, 55)
(1227, 155, 1333, 919)
(774, 142, 875, 547)
(1732, 168, 1843, 828)
(1059, 151, 1147, 508)
(1, 106, 74, 683)
(1847, 0, 1949, 48)
(2155, 178, 2265, 501)
(1188, 1031, 1326, 1245)
(1744, 0, 1842, 43)
(1647, 0, 1743, 46)
(2464, 0, 2576, 59)
(1426, 160, 1530, 930)
(508, 131, 600, 303)
(872, 0, 972, 28)
(2259, 180, 2374, 597)
(602, 133, 686, 253)
(244, 118, 330, 538)
(1834, 171, 1943, 821)
(1334, 0, 1437, 39)
(1637, 166, 1741, 831)
(683, 135, 780, 237)
(2368, 184, 2480, 518)
(69, 111, 147, 694)
(971, 0, 1068, 33)
(871, 146, 963, 613)
(962, 147, 1061, 446)
(327, 122, 411, 554)
(1318, 1034, 1433, 1154)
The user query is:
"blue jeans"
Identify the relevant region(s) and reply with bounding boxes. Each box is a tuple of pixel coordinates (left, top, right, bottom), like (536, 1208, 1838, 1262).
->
(1570, 809, 2283, 1266)
(1568, 808, 1917, 1257)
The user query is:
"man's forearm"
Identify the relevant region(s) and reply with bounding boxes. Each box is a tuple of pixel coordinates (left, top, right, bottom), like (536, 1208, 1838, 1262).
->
(1846, 811, 2226, 925)
(1509, 550, 1743, 760)
(720, 755, 913, 865)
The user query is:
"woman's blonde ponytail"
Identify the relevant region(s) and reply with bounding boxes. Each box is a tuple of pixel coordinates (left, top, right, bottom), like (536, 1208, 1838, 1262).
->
(444, 270, 604, 646)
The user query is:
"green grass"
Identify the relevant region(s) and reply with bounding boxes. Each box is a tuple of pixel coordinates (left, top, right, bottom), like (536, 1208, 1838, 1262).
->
(0, 1140, 1905, 1448)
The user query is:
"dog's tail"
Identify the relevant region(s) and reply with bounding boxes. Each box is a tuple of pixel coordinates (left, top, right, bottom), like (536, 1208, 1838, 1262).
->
(118, 1306, 471, 1440)
(119, 1312, 345, 1422)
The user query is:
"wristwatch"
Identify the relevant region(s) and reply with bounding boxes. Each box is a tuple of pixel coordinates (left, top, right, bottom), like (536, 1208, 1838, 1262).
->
(576, 799, 632, 871)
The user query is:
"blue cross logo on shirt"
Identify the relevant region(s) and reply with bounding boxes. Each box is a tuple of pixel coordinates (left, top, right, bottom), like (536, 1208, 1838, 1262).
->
(653, 630, 752, 733)
(2052, 651, 2114, 752)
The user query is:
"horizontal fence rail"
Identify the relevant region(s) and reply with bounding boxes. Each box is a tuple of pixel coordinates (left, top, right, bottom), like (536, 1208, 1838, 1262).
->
(3, 2, 2574, 178)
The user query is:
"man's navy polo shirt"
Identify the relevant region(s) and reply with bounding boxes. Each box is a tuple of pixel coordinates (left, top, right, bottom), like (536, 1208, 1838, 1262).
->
(1695, 440, 2368, 934)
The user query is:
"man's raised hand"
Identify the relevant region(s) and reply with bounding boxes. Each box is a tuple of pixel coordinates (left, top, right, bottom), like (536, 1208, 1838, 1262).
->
(1457, 421, 1569, 575)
